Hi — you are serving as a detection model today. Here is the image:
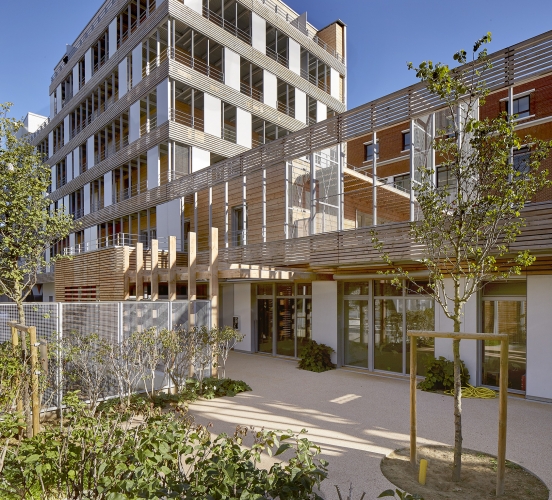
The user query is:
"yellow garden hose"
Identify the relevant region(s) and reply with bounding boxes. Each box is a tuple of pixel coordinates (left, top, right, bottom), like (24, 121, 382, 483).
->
(444, 384, 497, 399)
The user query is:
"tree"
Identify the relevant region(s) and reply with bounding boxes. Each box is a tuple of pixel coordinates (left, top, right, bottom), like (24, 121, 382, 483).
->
(0, 102, 74, 325)
(371, 34, 552, 481)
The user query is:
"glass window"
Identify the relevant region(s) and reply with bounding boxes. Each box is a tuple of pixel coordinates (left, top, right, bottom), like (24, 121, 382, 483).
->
(506, 95, 530, 119)
(405, 299, 435, 375)
(296, 283, 312, 296)
(344, 282, 370, 296)
(276, 284, 294, 296)
(513, 147, 531, 174)
(402, 131, 411, 151)
(374, 299, 404, 373)
(257, 284, 273, 296)
(394, 173, 411, 192)
(296, 298, 312, 357)
(374, 280, 402, 297)
(364, 142, 379, 162)
(232, 206, 246, 246)
(344, 300, 369, 368)
(406, 281, 433, 295)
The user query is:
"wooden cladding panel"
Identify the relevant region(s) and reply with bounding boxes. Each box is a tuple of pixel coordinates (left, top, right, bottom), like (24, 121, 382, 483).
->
(245, 169, 263, 245)
(265, 165, 286, 242)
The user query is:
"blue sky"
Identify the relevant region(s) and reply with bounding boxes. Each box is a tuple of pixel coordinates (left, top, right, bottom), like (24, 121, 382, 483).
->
(1, 0, 551, 120)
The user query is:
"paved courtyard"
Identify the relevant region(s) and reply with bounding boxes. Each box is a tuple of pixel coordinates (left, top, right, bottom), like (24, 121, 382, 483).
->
(188, 352, 552, 499)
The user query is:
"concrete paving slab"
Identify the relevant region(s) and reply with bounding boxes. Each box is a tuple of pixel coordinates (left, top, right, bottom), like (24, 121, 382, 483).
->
(188, 352, 552, 499)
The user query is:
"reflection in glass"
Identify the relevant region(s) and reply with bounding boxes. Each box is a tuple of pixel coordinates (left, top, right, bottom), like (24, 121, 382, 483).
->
(296, 298, 312, 357)
(405, 299, 435, 375)
(374, 280, 402, 297)
(344, 300, 369, 367)
(276, 298, 295, 356)
(257, 299, 273, 353)
(344, 282, 370, 296)
(374, 299, 403, 372)
(482, 300, 527, 391)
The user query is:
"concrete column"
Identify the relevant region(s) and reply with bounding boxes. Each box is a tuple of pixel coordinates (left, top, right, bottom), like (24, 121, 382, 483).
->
(118, 59, 128, 97)
(72, 65, 79, 96)
(192, 147, 210, 173)
(224, 48, 240, 91)
(330, 68, 340, 101)
(236, 108, 252, 148)
(132, 43, 143, 87)
(151, 239, 159, 301)
(168, 236, 177, 301)
(104, 172, 112, 207)
(209, 227, 219, 330)
(129, 101, 140, 143)
(109, 18, 118, 58)
(288, 39, 301, 75)
(85, 48, 93, 83)
(263, 70, 277, 109)
(87, 135, 95, 168)
(147, 146, 160, 189)
(312, 281, 338, 364)
(526, 275, 552, 400)
(188, 232, 197, 327)
(203, 94, 221, 137)
(156, 78, 170, 125)
(233, 283, 252, 352)
(136, 242, 144, 300)
(251, 13, 266, 54)
(295, 88, 306, 124)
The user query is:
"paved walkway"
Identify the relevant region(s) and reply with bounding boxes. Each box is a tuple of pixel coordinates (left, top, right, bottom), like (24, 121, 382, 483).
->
(188, 352, 552, 499)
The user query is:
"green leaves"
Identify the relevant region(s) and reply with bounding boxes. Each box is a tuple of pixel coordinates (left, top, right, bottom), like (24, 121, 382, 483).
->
(297, 340, 336, 372)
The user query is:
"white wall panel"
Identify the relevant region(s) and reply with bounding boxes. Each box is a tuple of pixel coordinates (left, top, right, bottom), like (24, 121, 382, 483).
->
(312, 281, 338, 364)
(72, 65, 79, 96)
(63, 196, 70, 215)
(132, 44, 143, 87)
(48, 131, 53, 158)
(57, 84, 62, 110)
(129, 101, 141, 143)
(84, 225, 97, 246)
(66, 153, 73, 182)
(69, 233, 75, 248)
(330, 68, 340, 101)
(236, 108, 252, 148)
(63, 115, 70, 145)
(203, 94, 221, 137)
(156, 199, 182, 242)
(108, 18, 117, 58)
(233, 283, 253, 352)
(85, 48, 92, 83)
(87, 135, 95, 168)
(251, 13, 266, 54)
(51, 164, 57, 192)
(84, 183, 91, 215)
(118, 59, 128, 98)
(527, 275, 552, 400)
(73, 147, 80, 178)
(156, 78, 170, 125)
(316, 101, 327, 122)
(43, 283, 55, 302)
(186, 0, 202, 14)
(288, 38, 301, 75)
(191, 147, 211, 172)
(263, 70, 277, 109)
(147, 146, 160, 189)
(295, 89, 306, 124)
(224, 48, 240, 91)
(103, 172, 112, 207)
(50, 93, 55, 118)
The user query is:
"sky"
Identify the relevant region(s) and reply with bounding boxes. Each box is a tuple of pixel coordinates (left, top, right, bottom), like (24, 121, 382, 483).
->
(1, 0, 552, 121)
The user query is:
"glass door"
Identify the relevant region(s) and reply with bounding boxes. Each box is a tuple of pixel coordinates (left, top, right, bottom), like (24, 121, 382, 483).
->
(257, 299, 273, 354)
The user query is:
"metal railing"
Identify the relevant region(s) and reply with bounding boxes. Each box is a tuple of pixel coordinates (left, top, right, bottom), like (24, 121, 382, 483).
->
(93, 53, 108, 74)
(172, 47, 224, 83)
(266, 46, 288, 67)
(277, 101, 293, 116)
(300, 68, 330, 93)
(63, 233, 183, 254)
(112, 179, 148, 204)
(140, 117, 157, 137)
(240, 81, 263, 102)
(72, 207, 85, 220)
(69, 92, 119, 140)
(171, 108, 204, 131)
(202, 6, 252, 45)
(222, 125, 237, 143)
(90, 199, 104, 213)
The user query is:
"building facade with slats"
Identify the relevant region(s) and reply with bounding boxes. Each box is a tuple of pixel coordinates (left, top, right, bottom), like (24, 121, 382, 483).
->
(30, 5, 552, 402)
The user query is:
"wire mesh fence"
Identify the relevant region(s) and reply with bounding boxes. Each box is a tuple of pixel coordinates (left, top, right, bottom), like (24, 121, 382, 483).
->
(0, 301, 211, 412)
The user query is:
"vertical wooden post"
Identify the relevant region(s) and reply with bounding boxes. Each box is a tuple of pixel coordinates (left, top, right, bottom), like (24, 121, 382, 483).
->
(496, 337, 509, 496)
(151, 238, 159, 301)
(168, 235, 177, 301)
(210, 227, 219, 378)
(28, 327, 40, 437)
(136, 242, 144, 300)
(410, 333, 418, 466)
(188, 232, 197, 328)
(11, 326, 23, 414)
(123, 246, 130, 300)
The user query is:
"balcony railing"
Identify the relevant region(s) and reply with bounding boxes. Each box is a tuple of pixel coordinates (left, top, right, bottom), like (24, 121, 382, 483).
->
(172, 47, 224, 83)
(300, 68, 330, 94)
(277, 101, 293, 117)
(240, 81, 263, 102)
(72, 207, 85, 220)
(90, 199, 104, 213)
(140, 117, 157, 137)
(70, 92, 119, 140)
(112, 178, 148, 204)
(222, 125, 237, 143)
(93, 54, 108, 75)
(266, 46, 288, 68)
(63, 233, 182, 255)
(171, 108, 204, 131)
(202, 6, 252, 45)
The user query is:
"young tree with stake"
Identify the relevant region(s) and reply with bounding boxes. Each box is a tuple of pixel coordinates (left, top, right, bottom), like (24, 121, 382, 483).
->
(371, 34, 552, 481)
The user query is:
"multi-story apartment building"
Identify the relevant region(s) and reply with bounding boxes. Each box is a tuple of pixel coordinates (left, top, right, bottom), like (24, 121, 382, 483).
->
(30, 3, 552, 403)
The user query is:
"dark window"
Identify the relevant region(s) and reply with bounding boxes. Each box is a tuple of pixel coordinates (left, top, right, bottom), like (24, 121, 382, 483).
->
(513, 147, 531, 174)
(506, 95, 531, 119)
(437, 165, 452, 189)
(364, 142, 379, 162)
(394, 173, 411, 192)
(232, 205, 246, 246)
(402, 131, 411, 151)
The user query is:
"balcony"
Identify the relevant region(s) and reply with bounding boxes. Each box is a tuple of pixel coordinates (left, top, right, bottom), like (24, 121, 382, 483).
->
(240, 81, 263, 102)
(222, 125, 237, 143)
(266, 46, 288, 68)
(139, 117, 157, 137)
(202, 6, 252, 46)
(172, 47, 224, 83)
(171, 109, 204, 131)
(90, 199, 104, 213)
(277, 101, 293, 117)
(300, 68, 330, 94)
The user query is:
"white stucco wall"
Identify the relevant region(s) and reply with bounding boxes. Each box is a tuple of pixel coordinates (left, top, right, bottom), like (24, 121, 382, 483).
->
(288, 39, 301, 76)
(203, 94, 222, 137)
(87, 135, 95, 168)
(132, 44, 143, 87)
(103, 172, 112, 207)
(263, 70, 277, 109)
(72, 65, 79, 96)
(295, 89, 306, 124)
(147, 146, 159, 188)
(251, 13, 266, 54)
(129, 101, 141, 143)
(312, 281, 338, 364)
(157, 78, 170, 125)
(192, 147, 211, 172)
(85, 48, 92, 83)
(316, 101, 327, 122)
(224, 48, 241, 91)
(118, 59, 128, 97)
(43, 283, 56, 302)
(236, 108, 252, 148)
(330, 68, 340, 101)
(108, 18, 118, 58)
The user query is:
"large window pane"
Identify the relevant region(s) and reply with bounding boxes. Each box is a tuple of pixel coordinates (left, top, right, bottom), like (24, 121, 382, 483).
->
(344, 300, 369, 367)
(257, 299, 273, 353)
(374, 299, 403, 373)
(296, 298, 312, 357)
(276, 298, 295, 356)
(374, 280, 402, 297)
(344, 282, 370, 296)
(482, 300, 527, 391)
(405, 299, 435, 375)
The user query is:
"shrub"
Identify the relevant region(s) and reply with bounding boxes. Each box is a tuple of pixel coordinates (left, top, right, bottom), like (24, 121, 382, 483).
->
(298, 340, 336, 373)
(417, 356, 470, 391)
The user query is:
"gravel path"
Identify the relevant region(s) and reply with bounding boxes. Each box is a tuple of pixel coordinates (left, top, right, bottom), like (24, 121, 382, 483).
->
(188, 352, 552, 499)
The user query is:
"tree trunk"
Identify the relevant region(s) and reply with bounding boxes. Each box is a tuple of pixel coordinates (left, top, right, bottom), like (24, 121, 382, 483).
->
(16, 300, 33, 438)
(452, 335, 462, 482)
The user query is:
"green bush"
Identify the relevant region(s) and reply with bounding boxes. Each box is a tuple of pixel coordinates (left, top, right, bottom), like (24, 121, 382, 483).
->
(298, 340, 336, 373)
(417, 356, 470, 391)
